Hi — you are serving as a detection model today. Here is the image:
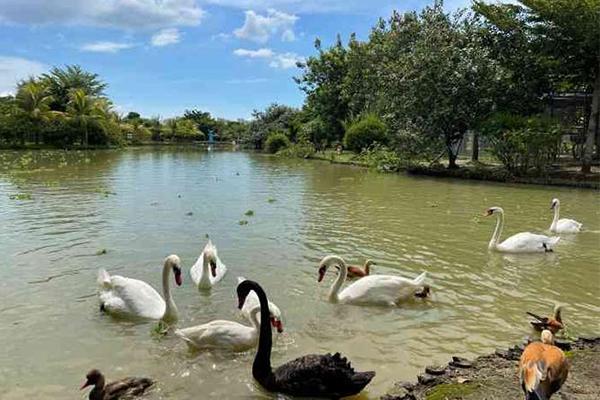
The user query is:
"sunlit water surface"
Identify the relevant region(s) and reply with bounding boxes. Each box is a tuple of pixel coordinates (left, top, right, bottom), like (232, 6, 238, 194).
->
(0, 148, 598, 399)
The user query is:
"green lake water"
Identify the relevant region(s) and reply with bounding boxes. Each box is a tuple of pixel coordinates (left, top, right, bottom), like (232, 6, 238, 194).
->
(0, 148, 598, 399)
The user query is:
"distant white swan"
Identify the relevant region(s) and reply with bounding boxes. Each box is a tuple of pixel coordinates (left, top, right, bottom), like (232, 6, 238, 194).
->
(317, 255, 429, 306)
(98, 255, 182, 321)
(485, 207, 560, 253)
(237, 276, 283, 332)
(550, 198, 582, 233)
(190, 240, 227, 290)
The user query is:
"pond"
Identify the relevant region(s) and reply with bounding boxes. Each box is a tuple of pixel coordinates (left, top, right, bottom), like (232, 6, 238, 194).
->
(0, 148, 598, 399)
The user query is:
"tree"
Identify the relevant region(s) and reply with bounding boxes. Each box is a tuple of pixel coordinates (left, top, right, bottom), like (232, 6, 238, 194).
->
(384, 4, 501, 168)
(249, 104, 299, 149)
(42, 65, 107, 112)
(183, 109, 219, 136)
(475, 0, 600, 173)
(15, 81, 55, 145)
(295, 35, 350, 144)
(67, 89, 104, 146)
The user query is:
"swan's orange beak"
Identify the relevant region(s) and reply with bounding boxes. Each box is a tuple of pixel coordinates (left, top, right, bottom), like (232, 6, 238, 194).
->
(271, 317, 284, 333)
(80, 380, 92, 390)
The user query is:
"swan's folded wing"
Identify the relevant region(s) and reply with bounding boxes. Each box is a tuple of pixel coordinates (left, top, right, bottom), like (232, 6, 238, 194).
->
(190, 254, 204, 285)
(110, 276, 165, 318)
(341, 275, 418, 303)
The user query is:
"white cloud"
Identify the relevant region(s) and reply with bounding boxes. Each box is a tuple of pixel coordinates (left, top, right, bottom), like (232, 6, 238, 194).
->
(0, 0, 204, 30)
(225, 77, 269, 84)
(212, 32, 232, 41)
(81, 41, 134, 53)
(233, 48, 302, 69)
(233, 48, 274, 58)
(151, 28, 180, 46)
(0, 56, 47, 95)
(233, 9, 297, 43)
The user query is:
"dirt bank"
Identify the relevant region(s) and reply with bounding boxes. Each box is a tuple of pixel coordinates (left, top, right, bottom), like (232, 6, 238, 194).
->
(382, 336, 600, 400)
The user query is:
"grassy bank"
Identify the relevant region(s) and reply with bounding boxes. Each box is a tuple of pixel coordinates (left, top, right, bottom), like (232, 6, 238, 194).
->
(304, 150, 600, 190)
(382, 336, 600, 400)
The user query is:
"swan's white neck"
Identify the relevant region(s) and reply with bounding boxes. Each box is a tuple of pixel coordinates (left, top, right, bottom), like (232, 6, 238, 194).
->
(551, 203, 560, 231)
(248, 306, 261, 330)
(162, 263, 178, 321)
(489, 211, 504, 250)
(198, 253, 211, 287)
(327, 256, 347, 302)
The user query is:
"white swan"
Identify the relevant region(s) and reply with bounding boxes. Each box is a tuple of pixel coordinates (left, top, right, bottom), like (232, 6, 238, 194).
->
(317, 255, 429, 306)
(237, 276, 283, 332)
(190, 240, 227, 290)
(98, 255, 182, 321)
(550, 198, 582, 233)
(175, 304, 282, 351)
(485, 207, 560, 253)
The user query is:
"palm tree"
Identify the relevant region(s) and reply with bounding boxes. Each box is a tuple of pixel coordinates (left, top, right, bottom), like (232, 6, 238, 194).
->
(15, 81, 54, 145)
(42, 65, 107, 111)
(67, 89, 104, 147)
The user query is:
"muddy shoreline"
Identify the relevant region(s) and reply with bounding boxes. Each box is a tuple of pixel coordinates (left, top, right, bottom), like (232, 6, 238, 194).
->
(382, 336, 600, 400)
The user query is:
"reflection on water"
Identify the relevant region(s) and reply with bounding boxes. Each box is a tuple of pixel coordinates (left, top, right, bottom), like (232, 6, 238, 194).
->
(0, 148, 599, 399)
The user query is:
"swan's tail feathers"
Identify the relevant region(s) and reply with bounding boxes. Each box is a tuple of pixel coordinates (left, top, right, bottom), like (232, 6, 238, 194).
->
(97, 269, 112, 288)
(547, 236, 560, 248)
(351, 371, 376, 390)
(412, 271, 427, 285)
(237, 276, 247, 284)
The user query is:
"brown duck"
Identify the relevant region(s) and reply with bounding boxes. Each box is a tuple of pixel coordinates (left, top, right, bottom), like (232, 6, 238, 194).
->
(526, 305, 564, 334)
(519, 330, 569, 400)
(80, 369, 154, 400)
(346, 259, 376, 278)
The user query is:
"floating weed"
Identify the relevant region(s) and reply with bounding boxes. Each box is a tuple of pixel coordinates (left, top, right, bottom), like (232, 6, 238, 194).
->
(244, 210, 255, 217)
(267, 198, 276, 203)
(151, 320, 171, 339)
(239, 220, 249, 225)
(9, 193, 33, 200)
(96, 249, 107, 256)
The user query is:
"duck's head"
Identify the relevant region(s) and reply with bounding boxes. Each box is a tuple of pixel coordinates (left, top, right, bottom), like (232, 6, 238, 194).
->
(541, 329, 554, 345)
(365, 259, 376, 267)
(165, 254, 183, 286)
(81, 369, 104, 390)
(551, 198, 560, 210)
(483, 206, 503, 217)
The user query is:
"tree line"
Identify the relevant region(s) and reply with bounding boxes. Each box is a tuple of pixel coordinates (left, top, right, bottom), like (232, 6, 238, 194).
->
(256, 0, 599, 175)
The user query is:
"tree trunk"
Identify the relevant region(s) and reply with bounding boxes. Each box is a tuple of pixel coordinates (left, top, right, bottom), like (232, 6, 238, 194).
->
(471, 132, 479, 162)
(447, 141, 458, 169)
(582, 62, 599, 173)
(84, 124, 89, 147)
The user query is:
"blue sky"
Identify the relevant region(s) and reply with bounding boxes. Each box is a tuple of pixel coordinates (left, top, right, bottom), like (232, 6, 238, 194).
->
(0, 0, 470, 120)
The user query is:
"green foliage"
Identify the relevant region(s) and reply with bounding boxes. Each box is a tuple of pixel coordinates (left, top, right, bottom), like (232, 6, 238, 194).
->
(481, 113, 563, 175)
(41, 65, 107, 112)
(298, 118, 329, 150)
(356, 144, 402, 172)
(249, 104, 299, 149)
(425, 383, 478, 400)
(183, 109, 219, 136)
(276, 141, 316, 159)
(265, 131, 291, 154)
(244, 210, 254, 216)
(343, 114, 387, 152)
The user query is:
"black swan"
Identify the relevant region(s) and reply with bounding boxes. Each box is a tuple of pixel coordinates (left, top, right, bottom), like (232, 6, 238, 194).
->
(236, 280, 375, 398)
(80, 369, 154, 400)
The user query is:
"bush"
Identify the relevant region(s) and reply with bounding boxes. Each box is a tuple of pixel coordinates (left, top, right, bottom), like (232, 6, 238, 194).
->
(356, 144, 402, 172)
(265, 132, 290, 154)
(481, 113, 562, 176)
(299, 118, 329, 150)
(344, 114, 388, 152)
(277, 140, 316, 159)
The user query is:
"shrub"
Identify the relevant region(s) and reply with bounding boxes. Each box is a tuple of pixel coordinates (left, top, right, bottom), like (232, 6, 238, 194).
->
(265, 131, 290, 154)
(481, 113, 562, 176)
(277, 140, 316, 159)
(344, 114, 388, 152)
(299, 118, 329, 149)
(356, 144, 402, 172)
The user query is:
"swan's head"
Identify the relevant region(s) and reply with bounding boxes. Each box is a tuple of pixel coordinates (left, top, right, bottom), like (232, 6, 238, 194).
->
(165, 254, 183, 286)
(317, 255, 344, 282)
(484, 206, 503, 217)
(541, 329, 554, 345)
(551, 198, 560, 209)
(203, 247, 218, 277)
(81, 369, 103, 390)
(414, 284, 431, 298)
(365, 259, 376, 267)
(269, 303, 284, 333)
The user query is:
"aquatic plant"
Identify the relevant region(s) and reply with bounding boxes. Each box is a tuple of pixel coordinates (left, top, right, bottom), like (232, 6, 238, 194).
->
(244, 210, 254, 216)
(8, 193, 33, 200)
(239, 220, 249, 225)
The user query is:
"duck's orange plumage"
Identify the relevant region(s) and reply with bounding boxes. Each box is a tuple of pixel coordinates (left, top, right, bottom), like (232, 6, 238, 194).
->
(526, 305, 564, 334)
(346, 260, 375, 279)
(519, 330, 569, 400)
